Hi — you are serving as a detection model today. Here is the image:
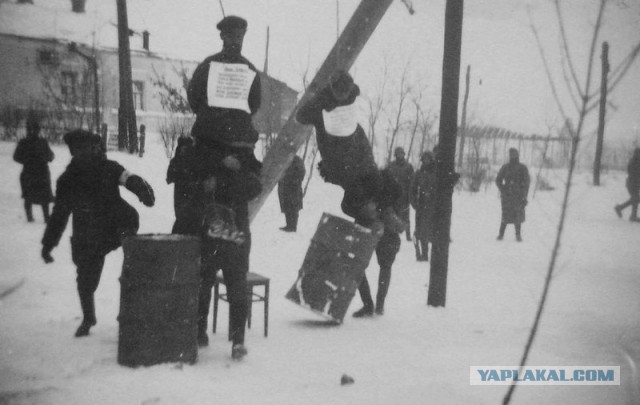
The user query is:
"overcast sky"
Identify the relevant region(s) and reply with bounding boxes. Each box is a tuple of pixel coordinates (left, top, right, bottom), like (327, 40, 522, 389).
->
(28, 0, 640, 146)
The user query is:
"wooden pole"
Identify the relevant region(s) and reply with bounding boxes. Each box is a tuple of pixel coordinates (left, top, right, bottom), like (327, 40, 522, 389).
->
(116, 0, 137, 153)
(593, 41, 609, 186)
(248, 0, 394, 222)
(427, 0, 464, 307)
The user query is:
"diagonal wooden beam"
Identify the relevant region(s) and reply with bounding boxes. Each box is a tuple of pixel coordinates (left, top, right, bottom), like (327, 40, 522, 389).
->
(249, 0, 394, 222)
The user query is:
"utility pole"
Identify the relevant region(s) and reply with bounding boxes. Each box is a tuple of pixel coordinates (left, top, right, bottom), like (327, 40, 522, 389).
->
(116, 0, 137, 153)
(428, 0, 464, 307)
(457, 65, 470, 170)
(248, 0, 394, 222)
(593, 41, 609, 186)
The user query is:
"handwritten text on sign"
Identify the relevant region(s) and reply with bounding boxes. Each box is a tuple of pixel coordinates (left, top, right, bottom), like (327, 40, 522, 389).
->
(207, 62, 256, 113)
(322, 103, 359, 137)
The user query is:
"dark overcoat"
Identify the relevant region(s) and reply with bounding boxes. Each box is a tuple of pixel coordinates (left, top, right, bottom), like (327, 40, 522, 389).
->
(626, 152, 640, 198)
(187, 50, 261, 147)
(42, 154, 138, 261)
(388, 159, 414, 209)
(278, 155, 306, 214)
(410, 163, 437, 241)
(495, 161, 530, 224)
(13, 137, 54, 204)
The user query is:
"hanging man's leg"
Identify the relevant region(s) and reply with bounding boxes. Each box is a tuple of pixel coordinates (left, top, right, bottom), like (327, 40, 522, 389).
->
(220, 237, 251, 360)
(42, 203, 50, 223)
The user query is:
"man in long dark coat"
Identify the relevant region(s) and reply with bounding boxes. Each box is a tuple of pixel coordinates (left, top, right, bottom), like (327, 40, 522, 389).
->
(388, 147, 414, 241)
(496, 148, 530, 242)
(41, 130, 155, 337)
(614, 147, 640, 222)
(13, 113, 54, 223)
(410, 151, 437, 261)
(278, 155, 306, 232)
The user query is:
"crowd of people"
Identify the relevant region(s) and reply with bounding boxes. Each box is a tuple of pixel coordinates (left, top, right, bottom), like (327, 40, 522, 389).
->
(12, 13, 638, 364)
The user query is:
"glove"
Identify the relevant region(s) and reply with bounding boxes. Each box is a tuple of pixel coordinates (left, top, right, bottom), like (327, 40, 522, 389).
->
(41, 246, 54, 263)
(126, 175, 155, 207)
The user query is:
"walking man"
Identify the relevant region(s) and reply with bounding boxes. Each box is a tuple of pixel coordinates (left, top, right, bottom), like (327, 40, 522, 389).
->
(614, 147, 640, 222)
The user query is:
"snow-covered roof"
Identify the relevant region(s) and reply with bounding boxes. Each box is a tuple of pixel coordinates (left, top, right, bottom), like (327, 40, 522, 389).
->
(0, 1, 144, 52)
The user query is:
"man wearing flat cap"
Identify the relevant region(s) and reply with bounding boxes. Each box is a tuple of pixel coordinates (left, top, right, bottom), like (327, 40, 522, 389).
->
(186, 15, 262, 361)
(41, 130, 155, 338)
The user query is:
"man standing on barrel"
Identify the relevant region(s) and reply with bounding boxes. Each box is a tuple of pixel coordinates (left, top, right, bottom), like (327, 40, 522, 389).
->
(186, 15, 262, 360)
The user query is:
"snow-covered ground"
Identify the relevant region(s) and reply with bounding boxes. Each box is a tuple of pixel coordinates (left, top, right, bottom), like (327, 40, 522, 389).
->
(1, 134, 639, 405)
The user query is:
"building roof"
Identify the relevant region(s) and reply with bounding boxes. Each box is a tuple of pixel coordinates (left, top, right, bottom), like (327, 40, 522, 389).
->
(0, 1, 144, 52)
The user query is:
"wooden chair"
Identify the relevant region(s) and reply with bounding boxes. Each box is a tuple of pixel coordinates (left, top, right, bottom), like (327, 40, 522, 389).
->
(213, 271, 270, 339)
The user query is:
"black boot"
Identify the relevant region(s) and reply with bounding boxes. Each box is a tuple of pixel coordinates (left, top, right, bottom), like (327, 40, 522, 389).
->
(75, 319, 96, 337)
(352, 306, 374, 318)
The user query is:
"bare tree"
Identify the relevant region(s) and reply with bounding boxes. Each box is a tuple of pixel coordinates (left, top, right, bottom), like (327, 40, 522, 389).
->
(151, 64, 194, 158)
(505, 1, 640, 403)
(364, 62, 389, 151)
(384, 62, 413, 164)
(37, 53, 97, 137)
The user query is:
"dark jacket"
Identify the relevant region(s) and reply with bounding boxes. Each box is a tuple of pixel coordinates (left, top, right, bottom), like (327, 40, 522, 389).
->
(410, 161, 436, 241)
(278, 155, 306, 213)
(296, 84, 378, 190)
(13, 137, 54, 204)
(297, 82, 380, 219)
(388, 159, 414, 209)
(496, 159, 530, 224)
(42, 154, 139, 260)
(187, 50, 261, 147)
(626, 150, 640, 195)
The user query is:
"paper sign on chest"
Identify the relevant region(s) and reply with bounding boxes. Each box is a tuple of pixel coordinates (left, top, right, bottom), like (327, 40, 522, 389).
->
(322, 103, 359, 137)
(207, 62, 256, 113)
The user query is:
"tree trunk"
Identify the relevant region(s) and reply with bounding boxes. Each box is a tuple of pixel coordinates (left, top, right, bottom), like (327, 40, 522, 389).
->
(427, 0, 464, 308)
(457, 65, 470, 169)
(248, 0, 394, 222)
(593, 41, 609, 186)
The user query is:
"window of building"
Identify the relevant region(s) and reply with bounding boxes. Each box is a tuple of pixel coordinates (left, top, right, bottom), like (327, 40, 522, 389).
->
(60, 71, 77, 104)
(133, 80, 145, 110)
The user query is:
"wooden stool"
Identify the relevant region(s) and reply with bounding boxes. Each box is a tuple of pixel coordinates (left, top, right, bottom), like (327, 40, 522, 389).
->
(213, 271, 270, 339)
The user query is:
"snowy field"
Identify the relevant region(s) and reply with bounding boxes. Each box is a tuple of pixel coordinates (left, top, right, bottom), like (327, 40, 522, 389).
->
(1, 134, 639, 405)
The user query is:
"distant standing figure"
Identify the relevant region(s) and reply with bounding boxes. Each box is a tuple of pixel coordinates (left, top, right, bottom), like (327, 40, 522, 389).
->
(278, 155, 306, 232)
(410, 151, 437, 261)
(614, 147, 640, 222)
(388, 146, 414, 241)
(13, 113, 54, 223)
(138, 124, 146, 157)
(41, 130, 155, 338)
(496, 148, 530, 242)
(166, 136, 198, 234)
